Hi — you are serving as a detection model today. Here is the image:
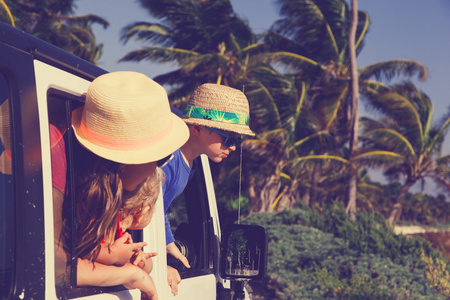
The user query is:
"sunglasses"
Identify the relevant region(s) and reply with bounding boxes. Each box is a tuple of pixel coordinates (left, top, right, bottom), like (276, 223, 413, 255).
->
(207, 127, 243, 148)
(157, 153, 174, 168)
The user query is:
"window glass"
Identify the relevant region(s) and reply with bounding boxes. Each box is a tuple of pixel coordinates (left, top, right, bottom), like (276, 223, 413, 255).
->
(167, 193, 200, 272)
(0, 73, 13, 298)
(167, 194, 189, 234)
(166, 165, 215, 276)
(48, 95, 71, 289)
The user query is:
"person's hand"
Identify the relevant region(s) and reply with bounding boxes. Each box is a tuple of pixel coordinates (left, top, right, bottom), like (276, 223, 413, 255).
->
(121, 263, 158, 300)
(166, 242, 190, 268)
(167, 265, 181, 296)
(132, 250, 157, 272)
(109, 232, 147, 265)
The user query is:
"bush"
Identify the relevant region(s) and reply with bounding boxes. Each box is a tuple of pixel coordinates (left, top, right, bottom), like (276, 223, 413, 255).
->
(421, 250, 450, 297)
(242, 205, 448, 299)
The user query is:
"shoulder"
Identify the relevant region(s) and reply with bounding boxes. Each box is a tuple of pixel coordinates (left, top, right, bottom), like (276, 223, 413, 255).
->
(162, 149, 184, 174)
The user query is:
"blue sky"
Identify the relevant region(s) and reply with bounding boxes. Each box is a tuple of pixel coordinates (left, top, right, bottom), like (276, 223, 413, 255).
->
(76, 0, 450, 193)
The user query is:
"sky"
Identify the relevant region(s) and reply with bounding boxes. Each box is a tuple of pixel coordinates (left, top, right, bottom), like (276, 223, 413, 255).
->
(76, 0, 450, 194)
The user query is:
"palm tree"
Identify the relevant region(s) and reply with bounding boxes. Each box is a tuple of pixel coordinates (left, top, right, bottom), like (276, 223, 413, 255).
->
(347, 0, 360, 219)
(1, 0, 108, 64)
(242, 75, 365, 213)
(119, 0, 296, 205)
(356, 81, 450, 225)
(259, 0, 427, 212)
(120, 0, 270, 103)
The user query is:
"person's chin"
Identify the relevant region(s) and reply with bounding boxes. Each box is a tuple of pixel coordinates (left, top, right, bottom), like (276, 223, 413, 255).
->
(212, 157, 224, 163)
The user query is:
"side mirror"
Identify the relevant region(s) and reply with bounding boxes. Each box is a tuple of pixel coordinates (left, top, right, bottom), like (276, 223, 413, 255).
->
(219, 224, 268, 281)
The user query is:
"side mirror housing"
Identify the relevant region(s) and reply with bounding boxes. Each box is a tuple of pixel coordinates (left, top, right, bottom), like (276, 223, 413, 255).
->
(219, 224, 268, 281)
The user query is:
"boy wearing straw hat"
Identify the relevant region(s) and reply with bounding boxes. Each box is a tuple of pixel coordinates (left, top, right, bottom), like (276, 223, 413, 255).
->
(162, 83, 255, 295)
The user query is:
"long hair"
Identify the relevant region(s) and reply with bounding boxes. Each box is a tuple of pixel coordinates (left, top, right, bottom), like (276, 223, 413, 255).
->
(74, 145, 123, 261)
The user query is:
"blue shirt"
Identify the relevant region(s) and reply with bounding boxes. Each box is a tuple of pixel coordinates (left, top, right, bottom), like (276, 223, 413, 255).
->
(161, 148, 196, 244)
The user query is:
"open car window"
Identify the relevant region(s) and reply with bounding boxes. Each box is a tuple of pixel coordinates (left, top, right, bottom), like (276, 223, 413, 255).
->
(166, 158, 216, 278)
(48, 89, 141, 298)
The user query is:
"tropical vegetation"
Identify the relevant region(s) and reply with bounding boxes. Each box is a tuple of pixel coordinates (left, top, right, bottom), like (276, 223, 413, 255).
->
(242, 205, 450, 299)
(115, 0, 449, 230)
(0, 0, 108, 63)
(358, 81, 450, 224)
(119, 0, 275, 104)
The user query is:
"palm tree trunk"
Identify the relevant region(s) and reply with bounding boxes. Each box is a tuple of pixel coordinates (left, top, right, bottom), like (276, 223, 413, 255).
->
(247, 181, 259, 214)
(345, 0, 360, 221)
(259, 174, 281, 212)
(387, 180, 415, 225)
(244, 163, 260, 214)
(276, 180, 299, 211)
(309, 163, 320, 208)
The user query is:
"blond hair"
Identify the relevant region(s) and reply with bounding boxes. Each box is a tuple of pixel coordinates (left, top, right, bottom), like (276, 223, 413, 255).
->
(119, 168, 162, 223)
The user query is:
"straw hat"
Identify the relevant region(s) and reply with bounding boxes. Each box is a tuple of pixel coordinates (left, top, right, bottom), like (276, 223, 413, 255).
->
(72, 71, 189, 164)
(182, 84, 255, 136)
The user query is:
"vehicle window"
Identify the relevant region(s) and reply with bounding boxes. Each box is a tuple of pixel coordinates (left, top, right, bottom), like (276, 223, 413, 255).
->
(166, 161, 216, 278)
(48, 93, 73, 290)
(0, 73, 13, 298)
(47, 90, 144, 298)
(167, 194, 189, 234)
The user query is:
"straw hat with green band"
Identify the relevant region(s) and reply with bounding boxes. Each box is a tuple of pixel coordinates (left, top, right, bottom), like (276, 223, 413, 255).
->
(182, 83, 255, 136)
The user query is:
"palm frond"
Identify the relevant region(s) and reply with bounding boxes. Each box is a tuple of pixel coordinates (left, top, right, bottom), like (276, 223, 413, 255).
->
(262, 51, 323, 73)
(359, 59, 427, 82)
(119, 47, 198, 64)
(364, 85, 425, 148)
(0, 0, 15, 26)
(353, 151, 404, 168)
(364, 128, 416, 158)
(284, 154, 351, 170)
(66, 14, 109, 29)
(121, 22, 173, 46)
(355, 10, 369, 51)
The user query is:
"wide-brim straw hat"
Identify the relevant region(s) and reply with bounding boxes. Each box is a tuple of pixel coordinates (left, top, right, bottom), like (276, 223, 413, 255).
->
(182, 84, 255, 136)
(72, 71, 189, 164)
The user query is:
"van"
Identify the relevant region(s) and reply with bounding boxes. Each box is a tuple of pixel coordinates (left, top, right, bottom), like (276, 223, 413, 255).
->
(0, 21, 267, 300)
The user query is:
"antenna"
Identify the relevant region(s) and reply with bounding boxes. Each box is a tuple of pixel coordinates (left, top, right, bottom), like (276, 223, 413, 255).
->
(238, 85, 245, 224)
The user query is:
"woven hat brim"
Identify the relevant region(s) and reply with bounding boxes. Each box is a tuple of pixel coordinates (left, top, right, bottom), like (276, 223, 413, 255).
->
(183, 117, 255, 136)
(72, 107, 189, 164)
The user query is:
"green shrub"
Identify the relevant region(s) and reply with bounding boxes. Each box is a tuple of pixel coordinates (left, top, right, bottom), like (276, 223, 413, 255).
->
(421, 250, 450, 297)
(243, 205, 448, 299)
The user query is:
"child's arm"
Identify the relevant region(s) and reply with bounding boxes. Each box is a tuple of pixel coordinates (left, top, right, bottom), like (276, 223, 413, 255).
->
(166, 242, 190, 268)
(77, 258, 158, 299)
(96, 232, 147, 265)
